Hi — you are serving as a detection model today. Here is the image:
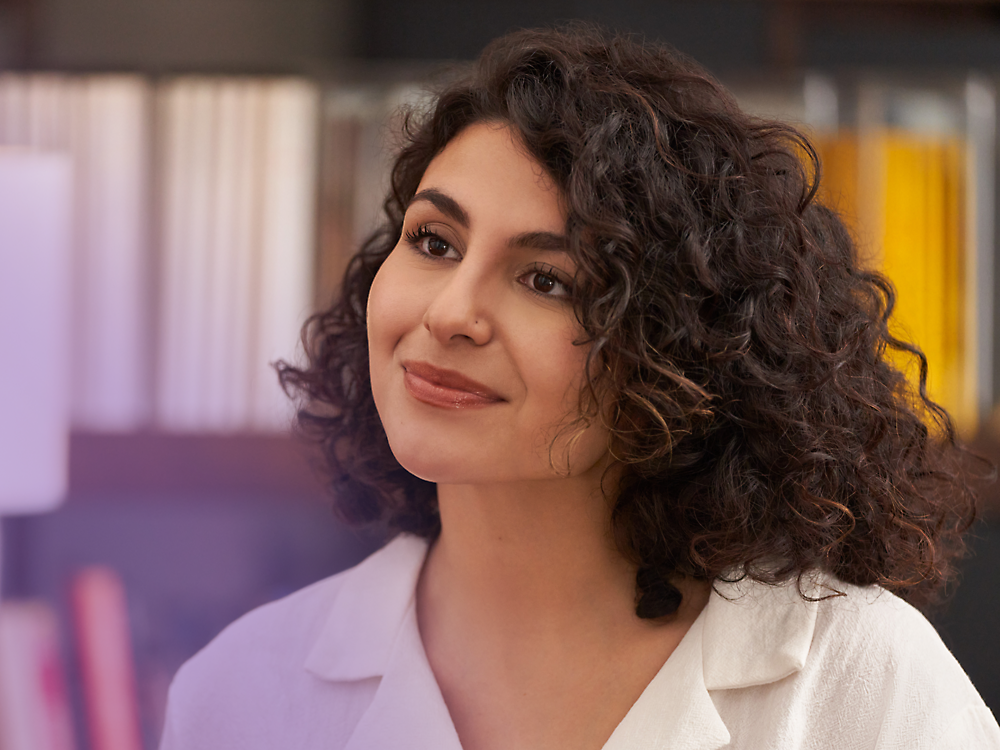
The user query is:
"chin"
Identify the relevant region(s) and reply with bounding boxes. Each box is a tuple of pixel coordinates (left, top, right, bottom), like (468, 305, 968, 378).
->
(388, 442, 518, 485)
(386, 439, 468, 484)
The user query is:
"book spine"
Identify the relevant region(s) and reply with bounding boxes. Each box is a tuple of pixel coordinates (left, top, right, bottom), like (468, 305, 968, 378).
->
(250, 79, 320, 431)
(0, 602, 77, 750)
(72, 76, 153, 432)
(71, 567, 143, 750)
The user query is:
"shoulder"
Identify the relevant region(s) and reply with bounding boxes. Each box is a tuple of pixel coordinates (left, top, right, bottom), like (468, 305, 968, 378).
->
(810, 581, 946, 658)
(173, 566, 348, 684)
(159, 534, 430, 750)
(710, 576, 1000, 749)
(170, 532, 426, 680)
(159, 567, 354, 750)
(807, 582, 972, 693)
(807, 583, 1000, 748)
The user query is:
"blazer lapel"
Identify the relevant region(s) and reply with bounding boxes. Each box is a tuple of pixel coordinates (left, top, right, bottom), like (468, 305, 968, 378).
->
(341, 597, 464, 750)
(601, 615, 730, 750)
(601, 574, 822, 750)
(303, 534, 463, 750)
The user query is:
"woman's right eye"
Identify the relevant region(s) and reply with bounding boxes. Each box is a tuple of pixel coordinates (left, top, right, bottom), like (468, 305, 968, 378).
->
(404, 226, 458, 259)
(423, 235, 453, 257)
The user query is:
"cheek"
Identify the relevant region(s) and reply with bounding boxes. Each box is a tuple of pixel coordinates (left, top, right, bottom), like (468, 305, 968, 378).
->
(520, 332, 610, 471)
(366, 265, 390, 354)
(367, 252, 418, 358)
(516, 327, 592, 412)
(366, 254, 411, 409)
(524, 334, 591, 407)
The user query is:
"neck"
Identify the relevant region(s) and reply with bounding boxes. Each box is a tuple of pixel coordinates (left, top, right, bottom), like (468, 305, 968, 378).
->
(414, 468, 715, 750)
(420, 468, 640, 635)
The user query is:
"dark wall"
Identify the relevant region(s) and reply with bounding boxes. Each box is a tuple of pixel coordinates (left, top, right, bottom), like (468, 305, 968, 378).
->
(8, 0, 1000, 74)
(359, 0, 1000, 73)
(3, 0, 357, 72)
(359, 0, 768, 70)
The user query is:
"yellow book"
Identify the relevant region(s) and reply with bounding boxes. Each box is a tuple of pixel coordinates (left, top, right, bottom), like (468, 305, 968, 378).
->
(814, 133, 859, 235)
(879, 132, 972, 434)
(881, 133, 927, 394)
(942, 138, 972, 432)
(807, 128, 974, 434)
(923, 138, 947, 409)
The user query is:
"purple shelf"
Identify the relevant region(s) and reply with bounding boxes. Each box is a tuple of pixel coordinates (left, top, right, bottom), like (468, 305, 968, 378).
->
(67, 431, 329, 500)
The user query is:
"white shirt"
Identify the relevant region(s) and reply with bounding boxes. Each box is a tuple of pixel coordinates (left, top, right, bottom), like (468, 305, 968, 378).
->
(159, 534, 1000, 750)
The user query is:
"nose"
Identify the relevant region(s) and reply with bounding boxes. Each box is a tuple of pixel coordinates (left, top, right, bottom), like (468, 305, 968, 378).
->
(422, 263, 493, 346)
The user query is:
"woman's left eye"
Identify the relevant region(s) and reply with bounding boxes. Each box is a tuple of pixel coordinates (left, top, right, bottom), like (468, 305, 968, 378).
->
(404, 226, 459, 259)
(520, 269, 571, 298)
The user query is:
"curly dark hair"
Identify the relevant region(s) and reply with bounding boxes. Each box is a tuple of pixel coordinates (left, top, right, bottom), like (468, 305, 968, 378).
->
(279, 23, 984, 618)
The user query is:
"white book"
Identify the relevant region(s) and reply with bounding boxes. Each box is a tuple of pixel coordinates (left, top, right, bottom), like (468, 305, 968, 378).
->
(0, 73, 29, 144)
(177, 79, 217, 431)
(70, 76, 151, 432)
(25, 74, 72, 150)
(153, 79, 188, 430)
(155, 79, 217, 431)
(154, 79, 195, 430)
(202, 80, 249, 431)
(0, 151, 72, 513)
(221, 80, 265, 431)
(250, 79, 319, 431)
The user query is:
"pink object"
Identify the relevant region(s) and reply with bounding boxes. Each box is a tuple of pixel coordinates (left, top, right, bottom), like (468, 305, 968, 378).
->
(0, 601, 77, 750)
(71, 567, 144, 750)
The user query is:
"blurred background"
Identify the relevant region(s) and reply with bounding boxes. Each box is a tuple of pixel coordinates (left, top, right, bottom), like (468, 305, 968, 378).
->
(2, 1, 1000, 748)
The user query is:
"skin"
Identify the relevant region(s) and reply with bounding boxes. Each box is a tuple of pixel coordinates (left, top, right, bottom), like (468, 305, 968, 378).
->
(367, 122, 711, 750)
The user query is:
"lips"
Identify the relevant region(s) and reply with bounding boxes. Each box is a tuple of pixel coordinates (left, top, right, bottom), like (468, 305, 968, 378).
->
(401, 360, 504, 408)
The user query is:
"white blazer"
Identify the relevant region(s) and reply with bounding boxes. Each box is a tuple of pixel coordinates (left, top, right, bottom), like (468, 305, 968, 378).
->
(160, 534, 1000, 749)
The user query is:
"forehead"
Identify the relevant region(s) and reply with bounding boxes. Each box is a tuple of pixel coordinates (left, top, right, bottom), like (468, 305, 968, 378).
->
(414, 122, 566, 232)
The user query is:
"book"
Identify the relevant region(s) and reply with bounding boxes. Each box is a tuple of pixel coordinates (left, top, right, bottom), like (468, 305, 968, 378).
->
(0, 74, 152, 433)
(0, 601, 76, 750)
(201, 79, 244, 431)
(70, 76, 152, 432)
(155, 78, 214, 432)
(249, 78, 319, 431)
(71, 567, 143, 750)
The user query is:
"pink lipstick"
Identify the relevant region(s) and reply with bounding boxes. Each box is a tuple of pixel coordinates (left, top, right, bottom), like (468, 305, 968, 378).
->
(401, 360, 504, 409)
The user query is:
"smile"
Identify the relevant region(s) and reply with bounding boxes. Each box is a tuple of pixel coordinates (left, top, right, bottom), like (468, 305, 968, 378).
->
(401, 360, 505, 409)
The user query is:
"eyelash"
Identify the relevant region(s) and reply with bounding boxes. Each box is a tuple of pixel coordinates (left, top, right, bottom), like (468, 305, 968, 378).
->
(522, 265, 573, 299)
(403, 224, 574, 300)
(404, 225, 454, 258)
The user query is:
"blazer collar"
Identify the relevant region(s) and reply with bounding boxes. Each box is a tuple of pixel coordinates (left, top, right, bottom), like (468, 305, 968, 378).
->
(305, 534, 464, 750)
(603, 614, 731, 750)
(701, 573, 821, 690)
(304, 533, 429, 682)
(304, 535, 822, 750)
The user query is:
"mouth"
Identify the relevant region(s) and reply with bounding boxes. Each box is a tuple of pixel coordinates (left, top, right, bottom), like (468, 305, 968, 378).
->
(401, 360, 505, 408)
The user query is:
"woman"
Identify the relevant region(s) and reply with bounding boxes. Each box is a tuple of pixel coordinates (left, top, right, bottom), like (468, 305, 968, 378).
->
(160, 25, 1000, 750)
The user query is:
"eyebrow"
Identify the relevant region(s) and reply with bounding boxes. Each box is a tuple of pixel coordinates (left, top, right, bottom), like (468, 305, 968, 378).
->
(408, 188, 570, 254)
(410, 188, 469, 228)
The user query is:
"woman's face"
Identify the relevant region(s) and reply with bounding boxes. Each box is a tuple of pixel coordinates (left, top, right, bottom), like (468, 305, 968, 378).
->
(367, 122, 610, 485)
